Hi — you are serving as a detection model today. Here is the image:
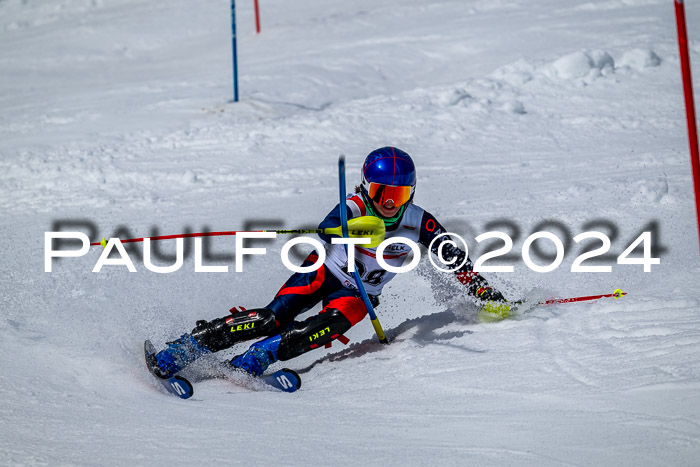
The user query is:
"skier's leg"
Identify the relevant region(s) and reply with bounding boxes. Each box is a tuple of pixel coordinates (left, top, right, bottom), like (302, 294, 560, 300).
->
(230, 294, 368, 376)
(279, 295, 367, 359)
(155, 252, 325, 378)
(265, 251, 329, 328)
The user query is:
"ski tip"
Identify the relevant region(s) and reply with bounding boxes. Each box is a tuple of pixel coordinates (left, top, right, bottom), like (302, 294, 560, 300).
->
(144, 340, 195, 399)
(280, 368, 302, 390)
(170, 375, 194, 399)
(261, 368, 301, 392)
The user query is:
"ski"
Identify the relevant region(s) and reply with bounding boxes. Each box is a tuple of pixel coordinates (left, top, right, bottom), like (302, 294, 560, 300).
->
(259, 368, 302, 393)
(144, 340, 194, 399)
(144, 340, 301, 398)
(222, 362, 302, 393)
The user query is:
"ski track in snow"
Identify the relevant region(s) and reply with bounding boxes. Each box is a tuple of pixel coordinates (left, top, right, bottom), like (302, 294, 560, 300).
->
(2, 0, 700, 465)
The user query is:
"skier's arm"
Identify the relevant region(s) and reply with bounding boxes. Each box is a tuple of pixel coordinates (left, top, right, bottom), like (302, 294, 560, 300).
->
(417, 211, 507, 303)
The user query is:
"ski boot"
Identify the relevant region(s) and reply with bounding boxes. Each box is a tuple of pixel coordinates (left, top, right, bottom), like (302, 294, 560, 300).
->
(153, 333, 208, 379)
(230, 334, 281, 376)
(230, 307, 354, 375)
(154, 308, 277, 378)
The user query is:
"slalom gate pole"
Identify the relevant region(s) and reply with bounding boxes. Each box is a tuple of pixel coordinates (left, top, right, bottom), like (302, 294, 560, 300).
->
(88, 229, 323, 247)
(674, 0, 700, 255)
(231, 0, 239, 102)
(338, 156, 389, 344)
(88, 219, 384, 247)
(254, 0, 261, 34)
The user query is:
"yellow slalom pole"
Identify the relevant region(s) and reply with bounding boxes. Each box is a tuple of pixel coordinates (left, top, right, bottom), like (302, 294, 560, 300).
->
(370, 317, 388, 342)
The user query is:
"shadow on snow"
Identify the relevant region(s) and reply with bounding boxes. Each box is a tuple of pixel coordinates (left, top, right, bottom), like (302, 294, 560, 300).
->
(296, 310, 485, 374)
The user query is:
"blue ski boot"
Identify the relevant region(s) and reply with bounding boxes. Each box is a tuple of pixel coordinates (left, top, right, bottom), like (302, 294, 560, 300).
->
(230, 334, 281, 376)
(154, 333, 210, 379)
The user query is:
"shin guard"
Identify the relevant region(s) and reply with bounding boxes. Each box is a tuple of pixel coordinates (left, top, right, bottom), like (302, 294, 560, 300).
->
(277, 308, 352, 361)
(191, 308, 276, 353)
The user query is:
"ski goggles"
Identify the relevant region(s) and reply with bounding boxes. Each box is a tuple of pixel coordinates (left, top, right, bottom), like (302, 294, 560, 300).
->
(366, 182, 414, 207)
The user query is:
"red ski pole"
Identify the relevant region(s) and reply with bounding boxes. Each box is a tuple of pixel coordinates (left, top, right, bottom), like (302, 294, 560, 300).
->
(537, 288, 626, 306)
(480, 289, 628, 322)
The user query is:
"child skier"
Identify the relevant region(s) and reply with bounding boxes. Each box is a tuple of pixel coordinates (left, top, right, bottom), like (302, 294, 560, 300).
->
(152, 147, 510, 379)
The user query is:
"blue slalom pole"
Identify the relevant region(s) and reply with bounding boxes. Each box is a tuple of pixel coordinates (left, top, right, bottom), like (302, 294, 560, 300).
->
(338, 156, 389, 344)
(230, 0, 239, 102)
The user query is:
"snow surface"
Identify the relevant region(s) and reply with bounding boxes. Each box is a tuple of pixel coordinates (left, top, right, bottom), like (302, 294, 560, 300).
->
(2, 0, 700, 465)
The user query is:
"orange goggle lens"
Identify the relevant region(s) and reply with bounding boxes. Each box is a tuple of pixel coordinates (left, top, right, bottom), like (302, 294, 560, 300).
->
(367, 182, 413, 207)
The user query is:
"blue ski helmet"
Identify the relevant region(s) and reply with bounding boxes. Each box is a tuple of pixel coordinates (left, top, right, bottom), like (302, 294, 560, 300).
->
(360, 147, 416, 226)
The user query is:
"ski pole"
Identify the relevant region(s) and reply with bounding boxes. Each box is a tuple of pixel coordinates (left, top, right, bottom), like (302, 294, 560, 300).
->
(513, 288, 626, 308)
(89, 217, 385, 248)
(535, 288, 626, 306)
(479, 289, 628, 322)
(338, 156, 389, 344)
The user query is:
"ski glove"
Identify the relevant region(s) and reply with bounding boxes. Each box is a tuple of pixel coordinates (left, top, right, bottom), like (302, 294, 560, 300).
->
(480, 301, 512, 320)
(475, 286, 512, 320)
(475, 286, 506, 303)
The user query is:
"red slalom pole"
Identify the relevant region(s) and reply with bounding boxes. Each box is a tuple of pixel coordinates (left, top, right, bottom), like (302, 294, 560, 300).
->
(675, 0, 700, 255)
(89, 231, 243, 246)
(254, 0, 261, 34)
(87, 220, 384, 248)
(89, 229, 307, 247)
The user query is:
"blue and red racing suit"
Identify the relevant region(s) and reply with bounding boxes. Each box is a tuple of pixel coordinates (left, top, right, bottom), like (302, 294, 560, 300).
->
(156, 194, 507, 373)
(264, 193, 503, 342)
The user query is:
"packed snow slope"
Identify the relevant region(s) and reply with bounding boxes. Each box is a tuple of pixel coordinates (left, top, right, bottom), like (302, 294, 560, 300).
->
(2, 0, 700, 465)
